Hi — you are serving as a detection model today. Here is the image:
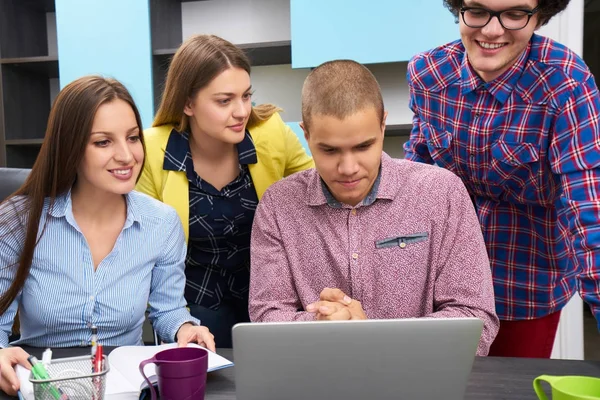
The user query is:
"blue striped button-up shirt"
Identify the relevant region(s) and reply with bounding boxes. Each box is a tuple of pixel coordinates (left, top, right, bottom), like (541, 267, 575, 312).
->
(0, 190, 199, 348)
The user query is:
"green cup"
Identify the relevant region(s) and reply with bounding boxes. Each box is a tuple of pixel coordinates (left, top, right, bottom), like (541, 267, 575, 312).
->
(534, 375, 600, 400)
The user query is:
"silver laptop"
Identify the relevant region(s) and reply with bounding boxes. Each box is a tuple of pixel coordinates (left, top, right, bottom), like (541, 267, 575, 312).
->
(232, 317, 483, 400)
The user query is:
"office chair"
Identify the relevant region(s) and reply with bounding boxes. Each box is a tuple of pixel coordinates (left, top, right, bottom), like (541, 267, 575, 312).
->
(0, 168, 30, 340)
(0, 167, 30, 202)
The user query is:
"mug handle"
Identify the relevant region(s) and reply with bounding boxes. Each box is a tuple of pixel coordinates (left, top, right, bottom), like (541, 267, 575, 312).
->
(533, 375, 559, 400)
(139, 357, 159, 400)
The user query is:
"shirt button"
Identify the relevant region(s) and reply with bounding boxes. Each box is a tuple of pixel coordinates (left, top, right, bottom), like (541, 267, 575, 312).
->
(352, 253, 358, 260)
(89, 296, 94, 301)
(399, 242, 407, 249)
(351, 209, 357, 216)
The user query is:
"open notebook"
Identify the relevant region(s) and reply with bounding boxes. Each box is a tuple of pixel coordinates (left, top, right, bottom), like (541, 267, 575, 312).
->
(17, 343, 233, 400)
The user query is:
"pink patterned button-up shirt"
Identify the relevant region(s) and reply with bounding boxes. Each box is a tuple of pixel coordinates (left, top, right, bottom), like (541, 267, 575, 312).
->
(249, 153, 499, 355)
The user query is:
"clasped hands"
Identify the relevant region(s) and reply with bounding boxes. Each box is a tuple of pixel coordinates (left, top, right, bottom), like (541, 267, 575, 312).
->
(306, 288, 367, 320)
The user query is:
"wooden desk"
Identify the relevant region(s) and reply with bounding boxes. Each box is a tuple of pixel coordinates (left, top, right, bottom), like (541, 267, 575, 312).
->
(3, 347, 600, 399)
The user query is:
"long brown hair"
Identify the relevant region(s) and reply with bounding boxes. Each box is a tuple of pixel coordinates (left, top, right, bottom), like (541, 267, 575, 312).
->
(0, 76, 145, 314)
(153, 34, 281, 132)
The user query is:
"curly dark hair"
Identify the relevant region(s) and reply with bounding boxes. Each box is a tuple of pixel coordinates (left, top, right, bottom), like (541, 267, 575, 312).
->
(443, 0, 571, 26)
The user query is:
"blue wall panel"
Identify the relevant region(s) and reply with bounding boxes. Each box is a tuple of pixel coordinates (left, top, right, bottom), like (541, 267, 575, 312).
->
(287, 122, 311, 155)
(55, 0, 154, 128)
(290, 0, 459, 68)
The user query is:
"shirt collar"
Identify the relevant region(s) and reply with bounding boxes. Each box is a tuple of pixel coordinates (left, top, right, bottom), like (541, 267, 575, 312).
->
(163, 129, 191, 172)
(460, 39, 531, 105)
(307, 153, 397, 208)
(48, 188, 140, 230)
(163, 128, 257, 172)
(236, 131, 258, 165)
(460, 56, 481, 95)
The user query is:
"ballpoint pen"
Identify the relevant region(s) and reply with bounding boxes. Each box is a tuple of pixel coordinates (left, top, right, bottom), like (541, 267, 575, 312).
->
(90, 324, 99, 399)
(91, 325, 98, 358)
(92, 344, 104, 400)
(28, 356, 69, 400)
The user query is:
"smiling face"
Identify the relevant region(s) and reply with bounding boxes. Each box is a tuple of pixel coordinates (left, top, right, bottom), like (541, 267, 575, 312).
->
(184, 66, 253, 144)
(460, 0, 540, 82)
(302, 107, 386, 207)
(76, 99, 144, 197)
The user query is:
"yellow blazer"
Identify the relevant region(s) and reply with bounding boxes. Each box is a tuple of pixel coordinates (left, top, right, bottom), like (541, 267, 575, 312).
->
(136, 112, 314, 242)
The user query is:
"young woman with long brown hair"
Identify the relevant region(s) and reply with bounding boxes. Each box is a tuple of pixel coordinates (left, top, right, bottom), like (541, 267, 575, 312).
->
(0, 76, 214, 396)
(137, 34, 313, 347)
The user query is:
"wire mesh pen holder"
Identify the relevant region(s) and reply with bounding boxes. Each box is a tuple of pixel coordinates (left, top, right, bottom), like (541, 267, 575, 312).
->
(29, 355, 110, 400)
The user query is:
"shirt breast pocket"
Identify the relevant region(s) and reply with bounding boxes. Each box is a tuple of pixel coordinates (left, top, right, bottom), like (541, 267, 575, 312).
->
(421, 122, 455, 171)
(375, 233, 429, 249)
(488, 140, 541, 190)
(373, 233, 430, 284)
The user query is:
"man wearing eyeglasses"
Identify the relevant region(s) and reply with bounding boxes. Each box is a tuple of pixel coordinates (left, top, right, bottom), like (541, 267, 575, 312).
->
(405, 0, 600, 358)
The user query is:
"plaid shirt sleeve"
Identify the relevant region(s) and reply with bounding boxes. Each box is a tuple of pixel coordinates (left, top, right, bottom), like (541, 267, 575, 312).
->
(549, 75, 600, 329)
(404, 73, 435, 165)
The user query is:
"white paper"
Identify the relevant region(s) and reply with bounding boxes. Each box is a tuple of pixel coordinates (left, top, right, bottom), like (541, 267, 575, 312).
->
(108, 343, 234, 391)
(15, 344, 233, 400)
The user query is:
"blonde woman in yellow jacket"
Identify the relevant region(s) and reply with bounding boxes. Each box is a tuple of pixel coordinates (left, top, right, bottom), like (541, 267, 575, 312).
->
(136, 35, 313, 347)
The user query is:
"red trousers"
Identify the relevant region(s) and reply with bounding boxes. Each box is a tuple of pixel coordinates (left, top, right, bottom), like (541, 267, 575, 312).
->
(488, 311, 562, 358)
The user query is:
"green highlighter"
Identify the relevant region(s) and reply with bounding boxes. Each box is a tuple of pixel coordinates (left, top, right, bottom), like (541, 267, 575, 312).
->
(27, 356, 67, 400)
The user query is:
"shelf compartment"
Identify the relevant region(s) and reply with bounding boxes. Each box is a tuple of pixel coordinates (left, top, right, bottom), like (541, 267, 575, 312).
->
(153, 40, 292, 67)
(20, 0, 55, 12)
(5, 139, 44, 146)
(0, 56, 58, 78)
(1, 64, 51, 141)
(5, 143, 42, 168)
(0, 0, 53, 59)
(385, 124, 411, 137)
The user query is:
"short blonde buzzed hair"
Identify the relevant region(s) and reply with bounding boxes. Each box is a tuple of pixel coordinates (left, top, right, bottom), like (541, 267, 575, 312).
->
(301, 60, 384, 131)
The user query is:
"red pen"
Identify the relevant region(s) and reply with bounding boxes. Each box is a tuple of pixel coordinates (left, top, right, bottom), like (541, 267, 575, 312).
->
(94, 344, 103, 373)
(92, 344, 103, 400)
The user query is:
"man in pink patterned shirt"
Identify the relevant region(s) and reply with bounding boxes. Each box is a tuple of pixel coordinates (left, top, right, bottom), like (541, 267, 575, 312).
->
(249, 60, 499, 355)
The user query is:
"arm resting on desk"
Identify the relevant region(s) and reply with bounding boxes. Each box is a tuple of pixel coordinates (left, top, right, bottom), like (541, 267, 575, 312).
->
(147, 209, 200, 342)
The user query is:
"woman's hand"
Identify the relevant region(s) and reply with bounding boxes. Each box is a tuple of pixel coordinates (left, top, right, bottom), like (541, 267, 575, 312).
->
(0, 347, 30, 395)
(176, 323, 216, 352)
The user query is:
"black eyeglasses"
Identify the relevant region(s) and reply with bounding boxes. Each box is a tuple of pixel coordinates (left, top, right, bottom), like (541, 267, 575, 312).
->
(460, 6, 539, 30)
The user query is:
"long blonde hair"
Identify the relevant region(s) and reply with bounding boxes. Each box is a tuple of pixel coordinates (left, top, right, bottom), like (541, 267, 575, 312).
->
(153, 34, 280, 132)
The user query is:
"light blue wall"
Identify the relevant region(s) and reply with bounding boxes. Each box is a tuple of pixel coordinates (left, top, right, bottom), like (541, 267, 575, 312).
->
(290, 0, 459, 68)
(287, 122, 311, 155)
(55, 0, 154, 128)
